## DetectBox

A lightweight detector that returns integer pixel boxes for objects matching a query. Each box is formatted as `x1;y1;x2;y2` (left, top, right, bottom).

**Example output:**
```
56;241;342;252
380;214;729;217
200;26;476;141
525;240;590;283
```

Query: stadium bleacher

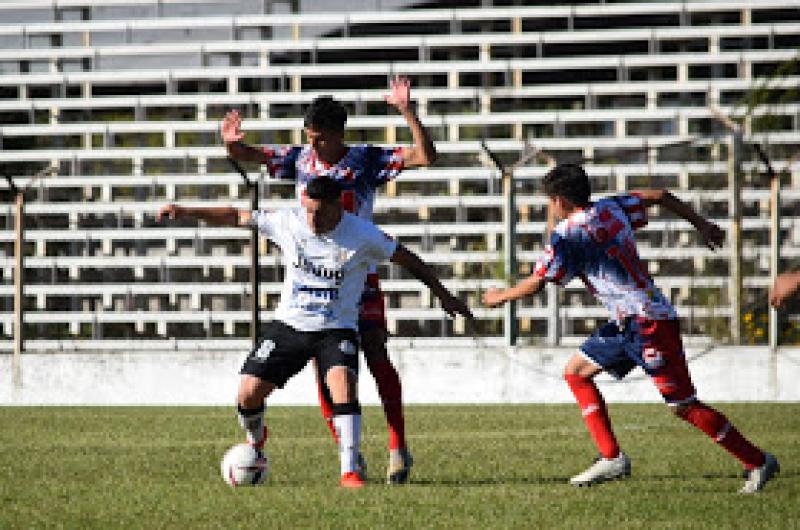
0;0;799;349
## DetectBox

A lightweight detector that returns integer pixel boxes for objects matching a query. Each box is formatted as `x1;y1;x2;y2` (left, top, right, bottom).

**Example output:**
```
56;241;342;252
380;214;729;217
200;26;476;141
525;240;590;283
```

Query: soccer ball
220;444;269;487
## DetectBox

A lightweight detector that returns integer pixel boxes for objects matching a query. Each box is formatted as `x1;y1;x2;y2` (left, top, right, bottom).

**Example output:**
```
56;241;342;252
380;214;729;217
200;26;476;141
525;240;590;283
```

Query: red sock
315;372;339;444
367;356;405;450
678;401;765;470
565;374;620;459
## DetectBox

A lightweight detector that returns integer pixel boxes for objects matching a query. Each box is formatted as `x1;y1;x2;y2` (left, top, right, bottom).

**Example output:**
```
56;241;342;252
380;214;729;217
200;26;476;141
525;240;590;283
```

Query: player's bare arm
390;244;473;319
482;274;546;308
634;189;725;250
385;76;436;167
769;270;800;308
157;204;252;227
221;109;270;163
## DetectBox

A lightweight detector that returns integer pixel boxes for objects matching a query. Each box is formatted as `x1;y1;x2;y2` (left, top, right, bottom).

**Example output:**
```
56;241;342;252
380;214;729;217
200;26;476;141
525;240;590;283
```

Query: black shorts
240;320;360;388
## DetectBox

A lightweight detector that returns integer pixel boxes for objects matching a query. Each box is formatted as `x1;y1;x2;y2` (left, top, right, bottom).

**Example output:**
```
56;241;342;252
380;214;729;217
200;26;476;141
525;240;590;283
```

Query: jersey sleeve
260;145;302;180
364;145;405;187
613;193;648;230
363;223;399;262
533;233;576;286
249;209;285;244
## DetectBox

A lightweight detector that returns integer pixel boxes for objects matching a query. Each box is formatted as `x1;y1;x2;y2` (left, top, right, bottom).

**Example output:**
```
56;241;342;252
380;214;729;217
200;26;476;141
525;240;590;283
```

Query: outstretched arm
221;109;270;163
157;204;251;228
482;274;546;308
634;189;725;250
770;270;800;308
390;244;472;319
385;76;436;167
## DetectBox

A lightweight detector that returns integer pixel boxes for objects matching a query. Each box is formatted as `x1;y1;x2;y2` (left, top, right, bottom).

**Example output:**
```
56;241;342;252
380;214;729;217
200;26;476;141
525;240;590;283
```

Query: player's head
302;176;343;234
304;96;347;159
543;164;591;219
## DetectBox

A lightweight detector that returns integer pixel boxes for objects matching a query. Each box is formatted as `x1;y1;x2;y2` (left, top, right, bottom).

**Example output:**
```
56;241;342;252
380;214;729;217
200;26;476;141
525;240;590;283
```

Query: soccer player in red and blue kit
482;164;779;493
221;76;435;483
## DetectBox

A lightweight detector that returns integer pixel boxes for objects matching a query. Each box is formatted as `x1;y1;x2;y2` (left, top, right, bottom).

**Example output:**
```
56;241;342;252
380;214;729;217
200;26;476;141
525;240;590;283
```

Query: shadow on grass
405;470;796;487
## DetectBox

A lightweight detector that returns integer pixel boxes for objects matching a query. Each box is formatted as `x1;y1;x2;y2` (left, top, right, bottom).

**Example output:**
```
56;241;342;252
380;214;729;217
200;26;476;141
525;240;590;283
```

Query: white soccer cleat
387;447;413;484
739;452;779;494
570;452;631;487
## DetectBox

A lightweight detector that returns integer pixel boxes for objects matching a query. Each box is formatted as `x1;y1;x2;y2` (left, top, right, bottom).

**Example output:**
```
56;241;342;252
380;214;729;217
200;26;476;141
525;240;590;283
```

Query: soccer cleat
340;471;366;489
356;452;368;481
739;452;779;494
570;452;631;487
247;425;269;451
386;447;413;484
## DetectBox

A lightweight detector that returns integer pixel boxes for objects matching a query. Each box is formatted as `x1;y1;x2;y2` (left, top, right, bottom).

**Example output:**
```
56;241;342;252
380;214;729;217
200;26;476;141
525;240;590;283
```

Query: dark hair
543;164;591;206
304;96;347;132
305;176;342;202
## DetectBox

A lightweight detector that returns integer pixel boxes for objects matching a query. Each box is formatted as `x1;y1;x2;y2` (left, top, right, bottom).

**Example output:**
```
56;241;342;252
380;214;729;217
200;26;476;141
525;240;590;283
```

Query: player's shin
675;401;765;469
332;402;362;476
315;367;339;443
237;403;267;449
565;373;620;459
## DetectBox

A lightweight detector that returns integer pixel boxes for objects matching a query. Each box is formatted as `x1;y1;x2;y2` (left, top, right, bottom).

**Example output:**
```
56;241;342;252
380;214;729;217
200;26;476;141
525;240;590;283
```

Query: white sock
237;404;265;446
333;414;361;475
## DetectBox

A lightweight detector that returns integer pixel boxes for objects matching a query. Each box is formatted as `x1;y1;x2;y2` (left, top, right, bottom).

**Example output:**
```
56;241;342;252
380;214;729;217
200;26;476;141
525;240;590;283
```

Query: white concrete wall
1;345;799;405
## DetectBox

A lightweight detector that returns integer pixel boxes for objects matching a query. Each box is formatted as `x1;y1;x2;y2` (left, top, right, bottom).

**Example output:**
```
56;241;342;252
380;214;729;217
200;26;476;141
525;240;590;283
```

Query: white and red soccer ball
220;444;269;487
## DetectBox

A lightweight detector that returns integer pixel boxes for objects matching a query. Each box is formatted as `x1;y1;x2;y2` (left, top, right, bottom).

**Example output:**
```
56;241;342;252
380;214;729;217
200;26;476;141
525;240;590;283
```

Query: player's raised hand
440;293;474;320
384;75;411;112
221;109;245;144
157;204;182;223
699;220;725;251
481;287;506;308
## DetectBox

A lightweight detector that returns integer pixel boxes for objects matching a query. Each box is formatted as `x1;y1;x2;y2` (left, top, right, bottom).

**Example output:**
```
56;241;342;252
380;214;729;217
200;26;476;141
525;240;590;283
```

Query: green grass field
1;404;797;529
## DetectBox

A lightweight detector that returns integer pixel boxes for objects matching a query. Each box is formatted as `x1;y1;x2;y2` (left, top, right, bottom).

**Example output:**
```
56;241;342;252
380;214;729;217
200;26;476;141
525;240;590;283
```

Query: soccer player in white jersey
482;164;778;493
158;176;472;488
221;76;434;483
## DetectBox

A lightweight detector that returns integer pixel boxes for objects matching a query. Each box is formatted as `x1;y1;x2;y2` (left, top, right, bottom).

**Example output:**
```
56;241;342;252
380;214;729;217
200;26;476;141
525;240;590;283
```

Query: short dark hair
305;176;342;202
304;96;347;132
543;164;591;206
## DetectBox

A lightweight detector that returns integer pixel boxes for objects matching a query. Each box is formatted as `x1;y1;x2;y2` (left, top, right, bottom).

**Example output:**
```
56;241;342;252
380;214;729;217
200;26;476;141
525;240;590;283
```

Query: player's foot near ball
340;471;366;489
739;452;779;494
247;426;269;451
387;447;413;484
570;452;631;487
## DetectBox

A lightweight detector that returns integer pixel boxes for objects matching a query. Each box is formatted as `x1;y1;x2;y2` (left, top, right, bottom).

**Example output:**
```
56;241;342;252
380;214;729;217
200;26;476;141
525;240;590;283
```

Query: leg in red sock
363;331;405;450
313;358;339;443
673;400;765;470
564;373;620;459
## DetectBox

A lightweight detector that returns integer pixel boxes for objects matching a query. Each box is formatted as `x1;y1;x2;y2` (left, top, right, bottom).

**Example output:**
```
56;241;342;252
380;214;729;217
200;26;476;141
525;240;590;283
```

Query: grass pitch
0;404;797;529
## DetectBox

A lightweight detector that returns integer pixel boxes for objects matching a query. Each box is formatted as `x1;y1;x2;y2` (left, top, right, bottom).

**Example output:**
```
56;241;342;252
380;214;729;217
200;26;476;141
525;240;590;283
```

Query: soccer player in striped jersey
221;76;435;483
482;164;779;493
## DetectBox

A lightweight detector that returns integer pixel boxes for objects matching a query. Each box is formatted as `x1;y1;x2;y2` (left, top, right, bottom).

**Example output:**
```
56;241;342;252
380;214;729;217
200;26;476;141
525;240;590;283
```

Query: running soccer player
158;177;472;488
481;164;779;494
221;76;434;483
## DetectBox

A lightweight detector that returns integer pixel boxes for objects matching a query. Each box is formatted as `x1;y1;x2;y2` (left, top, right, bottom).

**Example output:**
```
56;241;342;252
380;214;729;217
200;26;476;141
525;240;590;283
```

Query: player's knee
237;375;274;408
326;365;357;403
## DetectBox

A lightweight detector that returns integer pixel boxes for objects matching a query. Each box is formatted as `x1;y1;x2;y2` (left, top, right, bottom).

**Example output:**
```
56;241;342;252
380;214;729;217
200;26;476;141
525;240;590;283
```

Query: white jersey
251;208;398;331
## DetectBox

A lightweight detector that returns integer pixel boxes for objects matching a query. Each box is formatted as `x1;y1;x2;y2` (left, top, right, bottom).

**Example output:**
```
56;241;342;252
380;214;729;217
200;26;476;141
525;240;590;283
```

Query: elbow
420;147;437;167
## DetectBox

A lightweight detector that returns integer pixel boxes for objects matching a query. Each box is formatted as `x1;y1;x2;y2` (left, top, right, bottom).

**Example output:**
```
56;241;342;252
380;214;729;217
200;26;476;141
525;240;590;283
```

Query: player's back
550;195;676;323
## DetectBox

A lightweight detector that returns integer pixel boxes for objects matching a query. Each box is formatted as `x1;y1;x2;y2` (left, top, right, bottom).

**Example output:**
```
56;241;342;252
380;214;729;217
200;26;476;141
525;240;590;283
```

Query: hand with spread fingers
221;109;245;145
384;75;412;112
